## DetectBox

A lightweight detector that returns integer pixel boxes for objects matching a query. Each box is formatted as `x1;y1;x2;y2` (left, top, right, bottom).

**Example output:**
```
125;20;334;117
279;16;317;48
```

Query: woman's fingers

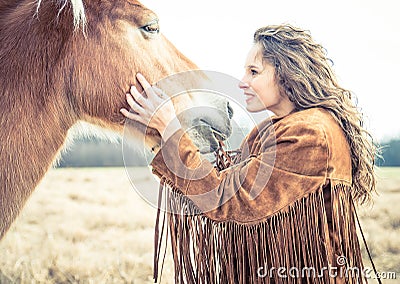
136;73;156;98
129;86;147;107
126;93;144;114
120;108;147;124
122;73;175;133
152;86;167;100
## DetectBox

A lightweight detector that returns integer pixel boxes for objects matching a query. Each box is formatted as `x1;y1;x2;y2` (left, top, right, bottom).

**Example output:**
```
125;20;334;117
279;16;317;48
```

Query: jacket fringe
154;180;366;284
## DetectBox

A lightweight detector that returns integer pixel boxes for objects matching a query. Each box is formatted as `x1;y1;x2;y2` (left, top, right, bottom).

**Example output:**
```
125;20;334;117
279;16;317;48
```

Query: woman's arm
120;74;329;222
151;121;329;223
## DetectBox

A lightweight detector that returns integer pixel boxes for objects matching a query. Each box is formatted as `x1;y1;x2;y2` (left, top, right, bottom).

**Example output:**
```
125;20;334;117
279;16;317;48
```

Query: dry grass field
0;167;399;283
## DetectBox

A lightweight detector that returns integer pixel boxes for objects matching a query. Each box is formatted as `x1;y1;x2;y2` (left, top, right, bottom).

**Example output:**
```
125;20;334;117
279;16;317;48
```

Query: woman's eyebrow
245;64;261;69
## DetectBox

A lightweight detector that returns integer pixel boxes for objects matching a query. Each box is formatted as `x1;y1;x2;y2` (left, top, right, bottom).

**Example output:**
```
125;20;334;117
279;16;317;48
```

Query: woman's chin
246;104;263;113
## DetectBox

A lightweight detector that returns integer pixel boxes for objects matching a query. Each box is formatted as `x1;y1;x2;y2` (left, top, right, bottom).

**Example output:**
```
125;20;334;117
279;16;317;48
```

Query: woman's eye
251;69;258;76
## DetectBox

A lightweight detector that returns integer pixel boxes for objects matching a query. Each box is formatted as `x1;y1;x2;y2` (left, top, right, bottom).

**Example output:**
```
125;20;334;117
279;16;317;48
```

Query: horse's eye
141;21;159;34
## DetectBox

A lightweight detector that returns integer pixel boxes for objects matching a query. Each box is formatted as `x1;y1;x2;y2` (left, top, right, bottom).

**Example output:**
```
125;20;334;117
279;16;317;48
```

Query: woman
121;24;377;283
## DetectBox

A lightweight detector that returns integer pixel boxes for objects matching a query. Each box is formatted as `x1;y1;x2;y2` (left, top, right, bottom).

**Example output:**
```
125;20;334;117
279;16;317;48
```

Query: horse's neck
0;104;74;239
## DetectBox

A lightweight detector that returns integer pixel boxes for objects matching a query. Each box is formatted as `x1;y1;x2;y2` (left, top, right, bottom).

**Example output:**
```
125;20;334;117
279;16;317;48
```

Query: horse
0;0;233;239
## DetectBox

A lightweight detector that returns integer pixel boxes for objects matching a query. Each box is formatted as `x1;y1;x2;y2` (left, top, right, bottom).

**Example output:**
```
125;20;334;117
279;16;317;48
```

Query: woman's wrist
160;119;182;143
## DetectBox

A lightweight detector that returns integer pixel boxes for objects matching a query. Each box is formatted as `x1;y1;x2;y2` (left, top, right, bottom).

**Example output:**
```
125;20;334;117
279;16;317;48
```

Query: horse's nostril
227;102;234;119
199;119;228;141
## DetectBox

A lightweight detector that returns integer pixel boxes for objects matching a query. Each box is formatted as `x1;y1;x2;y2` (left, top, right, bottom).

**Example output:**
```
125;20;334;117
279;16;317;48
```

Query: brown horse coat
0;0;231;240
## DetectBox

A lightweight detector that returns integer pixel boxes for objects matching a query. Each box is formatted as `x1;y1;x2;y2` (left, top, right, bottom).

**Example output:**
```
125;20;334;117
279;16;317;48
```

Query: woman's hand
120;73;181;142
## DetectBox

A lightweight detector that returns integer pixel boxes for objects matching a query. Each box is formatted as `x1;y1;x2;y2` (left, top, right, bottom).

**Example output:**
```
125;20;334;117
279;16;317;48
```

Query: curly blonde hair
254;24;378;204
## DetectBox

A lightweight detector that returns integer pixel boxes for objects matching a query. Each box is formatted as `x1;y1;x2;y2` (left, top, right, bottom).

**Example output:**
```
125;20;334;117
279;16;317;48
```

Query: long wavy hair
254;24;378;205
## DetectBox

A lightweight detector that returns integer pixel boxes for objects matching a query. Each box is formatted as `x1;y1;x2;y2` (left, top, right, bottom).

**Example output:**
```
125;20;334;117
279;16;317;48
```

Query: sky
140;0;400;141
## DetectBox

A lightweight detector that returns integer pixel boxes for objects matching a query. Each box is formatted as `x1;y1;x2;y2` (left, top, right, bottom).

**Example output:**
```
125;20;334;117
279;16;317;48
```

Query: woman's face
239;44;294;116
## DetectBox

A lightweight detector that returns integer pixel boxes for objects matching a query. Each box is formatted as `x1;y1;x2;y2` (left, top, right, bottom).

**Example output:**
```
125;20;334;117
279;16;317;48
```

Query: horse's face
62;0;232;152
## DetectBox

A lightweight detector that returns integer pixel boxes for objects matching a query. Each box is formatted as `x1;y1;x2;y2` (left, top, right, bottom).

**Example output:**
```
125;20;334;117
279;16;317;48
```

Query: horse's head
0;0;235;241
30;0;232;152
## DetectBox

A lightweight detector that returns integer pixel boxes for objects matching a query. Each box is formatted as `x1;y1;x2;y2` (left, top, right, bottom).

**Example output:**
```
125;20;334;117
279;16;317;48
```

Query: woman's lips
245;93;255;103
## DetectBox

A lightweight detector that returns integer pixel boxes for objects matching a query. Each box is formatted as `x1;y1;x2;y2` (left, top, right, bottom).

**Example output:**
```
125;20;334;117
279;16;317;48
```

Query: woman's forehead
244;44;264;68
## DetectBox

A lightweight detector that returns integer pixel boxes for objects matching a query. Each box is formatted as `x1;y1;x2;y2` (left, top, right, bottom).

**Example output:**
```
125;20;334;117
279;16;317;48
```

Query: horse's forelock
36;0;87;30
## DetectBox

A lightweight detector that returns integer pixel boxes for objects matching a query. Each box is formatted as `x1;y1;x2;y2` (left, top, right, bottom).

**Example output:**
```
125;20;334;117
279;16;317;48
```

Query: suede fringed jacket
151;108;366;284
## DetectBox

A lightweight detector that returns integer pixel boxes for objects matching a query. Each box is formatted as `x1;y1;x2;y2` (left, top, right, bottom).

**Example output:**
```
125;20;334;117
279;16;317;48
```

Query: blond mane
36;0;86;29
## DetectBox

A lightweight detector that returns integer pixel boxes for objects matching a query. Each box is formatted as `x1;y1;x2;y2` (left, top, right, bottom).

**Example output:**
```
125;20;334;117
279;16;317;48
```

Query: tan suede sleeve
151;120;329;223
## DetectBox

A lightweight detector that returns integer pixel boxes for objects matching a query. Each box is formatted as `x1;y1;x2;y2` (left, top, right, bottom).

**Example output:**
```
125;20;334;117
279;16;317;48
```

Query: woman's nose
238;78;249;89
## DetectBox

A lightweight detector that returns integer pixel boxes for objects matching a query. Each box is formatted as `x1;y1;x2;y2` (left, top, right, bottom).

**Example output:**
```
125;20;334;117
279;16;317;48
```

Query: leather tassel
154;180;367;284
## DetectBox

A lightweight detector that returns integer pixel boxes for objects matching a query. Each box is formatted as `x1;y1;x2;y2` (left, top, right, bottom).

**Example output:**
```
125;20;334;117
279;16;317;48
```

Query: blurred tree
59;129;400;168
378;138;400;167
57;137;147;167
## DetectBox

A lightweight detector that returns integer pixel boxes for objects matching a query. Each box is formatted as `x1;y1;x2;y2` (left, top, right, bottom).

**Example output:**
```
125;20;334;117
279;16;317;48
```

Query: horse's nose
227;101;234;119
199;101;233;141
